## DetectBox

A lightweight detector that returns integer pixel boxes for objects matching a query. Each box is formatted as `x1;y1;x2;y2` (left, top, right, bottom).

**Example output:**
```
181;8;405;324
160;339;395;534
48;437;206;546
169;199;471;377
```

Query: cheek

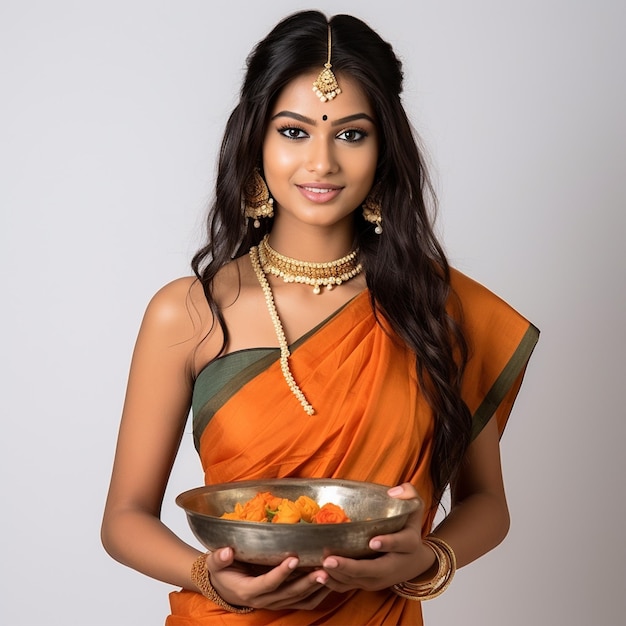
263;140;298;179
344;138;378;171
349;151;378;187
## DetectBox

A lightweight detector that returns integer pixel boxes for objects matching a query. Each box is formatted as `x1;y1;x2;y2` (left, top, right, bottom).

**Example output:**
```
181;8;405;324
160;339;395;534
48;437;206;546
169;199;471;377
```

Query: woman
102;11;539;625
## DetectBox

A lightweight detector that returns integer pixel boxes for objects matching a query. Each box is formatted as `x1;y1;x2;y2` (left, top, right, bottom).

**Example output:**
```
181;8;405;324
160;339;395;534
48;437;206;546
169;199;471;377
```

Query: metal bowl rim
176;478;419;525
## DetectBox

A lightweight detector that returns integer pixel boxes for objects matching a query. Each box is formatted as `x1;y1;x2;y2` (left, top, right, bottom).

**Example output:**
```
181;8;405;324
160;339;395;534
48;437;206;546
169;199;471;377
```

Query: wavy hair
191;11;472;500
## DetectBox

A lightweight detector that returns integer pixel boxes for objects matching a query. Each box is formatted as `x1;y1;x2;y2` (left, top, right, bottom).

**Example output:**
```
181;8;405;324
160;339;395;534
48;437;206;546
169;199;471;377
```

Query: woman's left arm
429;414;510;568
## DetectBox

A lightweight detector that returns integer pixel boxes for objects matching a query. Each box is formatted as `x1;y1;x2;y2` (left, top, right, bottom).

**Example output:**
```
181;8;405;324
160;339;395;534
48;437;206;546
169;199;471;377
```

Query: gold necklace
258;235;362;295
249;245;315;415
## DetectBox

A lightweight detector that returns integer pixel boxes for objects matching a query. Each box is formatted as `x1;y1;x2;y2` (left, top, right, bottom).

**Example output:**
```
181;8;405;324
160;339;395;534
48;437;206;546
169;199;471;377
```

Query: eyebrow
270;111;376;126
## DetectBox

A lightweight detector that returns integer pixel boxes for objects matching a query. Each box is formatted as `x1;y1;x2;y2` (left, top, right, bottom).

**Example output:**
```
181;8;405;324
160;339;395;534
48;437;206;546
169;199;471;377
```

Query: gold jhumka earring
242;169;274;228
362;186;383;234
312;25;341;102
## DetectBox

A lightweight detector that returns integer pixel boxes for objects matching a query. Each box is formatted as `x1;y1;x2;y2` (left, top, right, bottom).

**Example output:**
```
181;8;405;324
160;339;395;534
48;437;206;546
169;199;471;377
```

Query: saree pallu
167;269;539;625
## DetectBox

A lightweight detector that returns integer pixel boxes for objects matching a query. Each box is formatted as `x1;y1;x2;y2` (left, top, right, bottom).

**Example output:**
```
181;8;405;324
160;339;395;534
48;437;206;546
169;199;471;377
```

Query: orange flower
220;502;244;520
240;493;269;522
271;499;302;524
312;502;351;524
220;491;350;524
294;495;320;523
258;491;283;513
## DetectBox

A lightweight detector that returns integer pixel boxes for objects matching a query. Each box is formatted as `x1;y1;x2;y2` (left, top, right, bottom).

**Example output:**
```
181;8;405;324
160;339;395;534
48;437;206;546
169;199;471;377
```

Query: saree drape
166;269;539;625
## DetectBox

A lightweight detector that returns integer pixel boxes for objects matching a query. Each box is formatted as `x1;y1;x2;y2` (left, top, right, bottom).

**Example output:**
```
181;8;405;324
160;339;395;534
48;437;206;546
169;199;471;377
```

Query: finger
205;547;234;572
387;482;421;501
265;583;333;611
207;552;301;606
321;555;389;588
366;483;423;552
368;525;422;555
253;557;302;593
368;508;424;555
254;568;329;610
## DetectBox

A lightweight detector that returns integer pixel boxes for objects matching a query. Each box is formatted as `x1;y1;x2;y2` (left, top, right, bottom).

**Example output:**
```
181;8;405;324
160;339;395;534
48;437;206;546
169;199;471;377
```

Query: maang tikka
242;169;274;228
312;25;341;103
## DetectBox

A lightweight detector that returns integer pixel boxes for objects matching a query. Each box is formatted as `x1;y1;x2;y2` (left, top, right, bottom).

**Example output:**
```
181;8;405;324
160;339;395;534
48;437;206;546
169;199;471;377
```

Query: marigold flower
220;502;244;520
312;502;351;524
240;494;268;522
294;495;320;522
258;491;283;513
220;492;350;524
271;499;302;524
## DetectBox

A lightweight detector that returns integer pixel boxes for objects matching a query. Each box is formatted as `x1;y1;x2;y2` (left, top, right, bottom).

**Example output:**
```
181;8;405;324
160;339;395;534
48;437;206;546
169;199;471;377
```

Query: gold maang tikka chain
312;25;341;102
258;235;362;295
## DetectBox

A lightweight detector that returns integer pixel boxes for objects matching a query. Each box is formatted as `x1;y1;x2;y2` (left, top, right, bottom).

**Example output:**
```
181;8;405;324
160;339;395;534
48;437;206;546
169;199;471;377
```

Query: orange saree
166;269;539;625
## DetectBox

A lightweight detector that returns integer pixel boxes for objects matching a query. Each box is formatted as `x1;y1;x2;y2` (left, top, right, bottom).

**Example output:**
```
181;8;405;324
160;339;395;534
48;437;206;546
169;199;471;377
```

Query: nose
306;137;339;175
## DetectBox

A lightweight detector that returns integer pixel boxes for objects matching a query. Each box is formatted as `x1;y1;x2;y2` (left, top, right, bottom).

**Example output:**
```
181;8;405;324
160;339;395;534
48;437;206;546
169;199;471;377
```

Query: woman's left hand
320;483;435;593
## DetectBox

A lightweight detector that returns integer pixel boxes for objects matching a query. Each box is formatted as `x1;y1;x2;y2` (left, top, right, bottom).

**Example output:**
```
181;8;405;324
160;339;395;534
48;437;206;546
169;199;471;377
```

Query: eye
337;128;368;143
277;126;309;140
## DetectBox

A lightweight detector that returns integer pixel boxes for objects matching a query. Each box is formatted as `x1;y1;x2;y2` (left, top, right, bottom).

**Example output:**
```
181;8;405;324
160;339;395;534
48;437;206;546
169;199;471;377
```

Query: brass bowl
176;478;419;567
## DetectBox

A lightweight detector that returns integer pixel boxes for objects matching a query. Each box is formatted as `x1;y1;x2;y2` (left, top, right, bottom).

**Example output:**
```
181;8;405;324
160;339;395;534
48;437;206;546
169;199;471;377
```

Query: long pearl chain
249;245;315;416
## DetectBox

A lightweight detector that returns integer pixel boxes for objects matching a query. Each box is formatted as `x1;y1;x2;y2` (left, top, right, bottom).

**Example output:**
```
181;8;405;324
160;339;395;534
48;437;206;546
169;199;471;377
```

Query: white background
1;1;624;624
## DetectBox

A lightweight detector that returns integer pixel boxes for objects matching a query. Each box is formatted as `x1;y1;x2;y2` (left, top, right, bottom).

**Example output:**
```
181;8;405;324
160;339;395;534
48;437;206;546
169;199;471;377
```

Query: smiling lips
296;183;343;203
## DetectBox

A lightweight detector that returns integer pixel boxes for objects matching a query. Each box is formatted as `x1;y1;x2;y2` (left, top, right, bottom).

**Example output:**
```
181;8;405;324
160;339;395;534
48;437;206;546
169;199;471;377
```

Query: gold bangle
392;536;457;601
190;552;254;614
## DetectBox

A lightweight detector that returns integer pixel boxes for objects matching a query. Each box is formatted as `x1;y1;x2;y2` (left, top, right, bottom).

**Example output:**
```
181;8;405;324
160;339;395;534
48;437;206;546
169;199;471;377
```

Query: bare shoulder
144;277;201;329
140;261;251;371
135;276;213;357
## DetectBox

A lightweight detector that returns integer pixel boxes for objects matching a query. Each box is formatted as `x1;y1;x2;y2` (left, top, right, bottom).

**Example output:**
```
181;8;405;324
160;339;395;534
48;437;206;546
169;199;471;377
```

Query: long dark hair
191;11;472;501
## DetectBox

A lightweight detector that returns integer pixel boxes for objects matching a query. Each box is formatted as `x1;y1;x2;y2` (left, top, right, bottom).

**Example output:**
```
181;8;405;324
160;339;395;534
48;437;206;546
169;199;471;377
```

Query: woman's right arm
101;274;332;608
101;277;208;589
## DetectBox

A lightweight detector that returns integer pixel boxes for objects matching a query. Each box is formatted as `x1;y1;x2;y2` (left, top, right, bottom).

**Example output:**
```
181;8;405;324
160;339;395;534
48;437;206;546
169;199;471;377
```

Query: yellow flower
271;499;302;524
294;495;320;522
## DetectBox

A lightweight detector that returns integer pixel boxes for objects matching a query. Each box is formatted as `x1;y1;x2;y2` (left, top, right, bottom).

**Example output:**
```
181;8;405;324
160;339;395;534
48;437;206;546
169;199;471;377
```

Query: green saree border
191;304;353;451
470;323;540;440
193;349;278;450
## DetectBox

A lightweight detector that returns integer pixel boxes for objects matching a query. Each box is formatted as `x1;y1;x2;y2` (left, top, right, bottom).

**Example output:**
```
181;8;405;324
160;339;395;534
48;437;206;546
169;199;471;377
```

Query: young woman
102;11;539;625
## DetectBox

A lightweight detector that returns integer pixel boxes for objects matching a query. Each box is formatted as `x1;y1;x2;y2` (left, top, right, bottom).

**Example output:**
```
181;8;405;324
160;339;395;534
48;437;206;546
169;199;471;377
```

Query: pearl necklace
258;235;362;295
249;245;315;415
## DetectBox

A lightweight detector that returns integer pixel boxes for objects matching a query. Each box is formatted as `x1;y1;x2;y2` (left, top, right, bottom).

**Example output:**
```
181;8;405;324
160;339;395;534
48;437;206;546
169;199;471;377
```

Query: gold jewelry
312;25;341;102
362;186;383;234
258;235;362;295
243;169;274;228
391;536;456;601
190;553;254;614
250;245;315;415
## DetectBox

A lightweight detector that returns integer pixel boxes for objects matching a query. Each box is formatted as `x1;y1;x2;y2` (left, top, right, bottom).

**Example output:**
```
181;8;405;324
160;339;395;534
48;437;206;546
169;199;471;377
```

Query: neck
268;217;356;262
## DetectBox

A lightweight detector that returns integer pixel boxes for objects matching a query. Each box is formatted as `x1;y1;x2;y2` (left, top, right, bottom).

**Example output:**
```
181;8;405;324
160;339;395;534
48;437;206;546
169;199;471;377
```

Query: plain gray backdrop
1;1;624;624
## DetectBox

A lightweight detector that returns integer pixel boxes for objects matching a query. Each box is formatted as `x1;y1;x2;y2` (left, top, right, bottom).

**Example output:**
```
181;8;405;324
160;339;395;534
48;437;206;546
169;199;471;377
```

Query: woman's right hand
205;547;333;611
